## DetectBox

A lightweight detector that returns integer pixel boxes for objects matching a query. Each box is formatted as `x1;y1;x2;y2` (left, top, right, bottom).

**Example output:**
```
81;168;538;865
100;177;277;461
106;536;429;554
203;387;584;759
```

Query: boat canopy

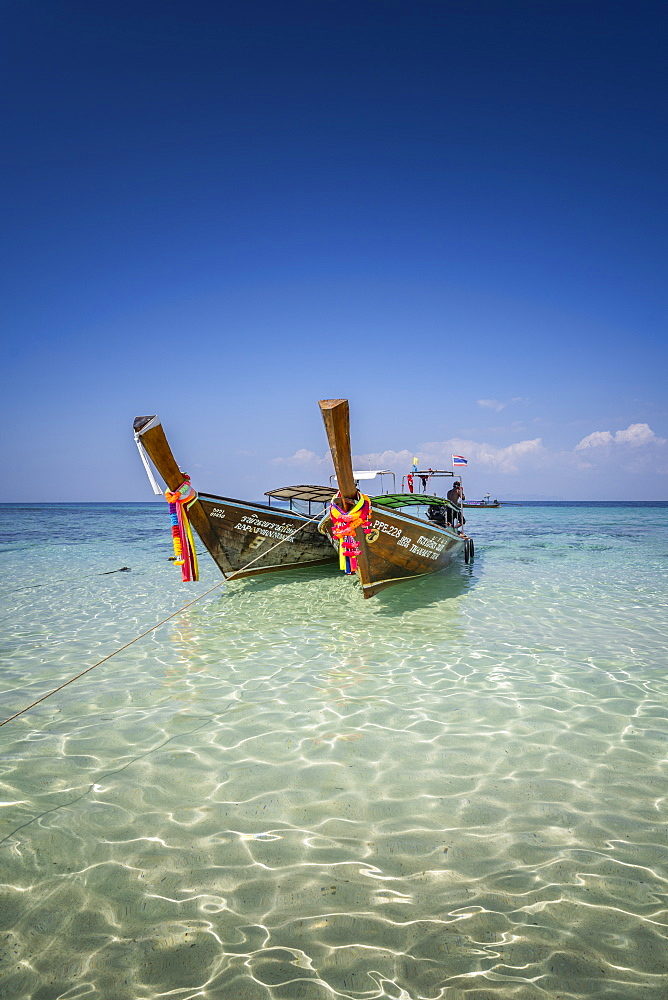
372;493;456;510
353;469;392;480
410;469;455;477
265;485;334;503
401;469;457;493
265;484;459;511
329;469;397;493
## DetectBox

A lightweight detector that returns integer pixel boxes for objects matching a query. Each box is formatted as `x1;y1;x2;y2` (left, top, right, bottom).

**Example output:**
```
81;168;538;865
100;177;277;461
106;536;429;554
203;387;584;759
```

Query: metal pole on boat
451;457;464;529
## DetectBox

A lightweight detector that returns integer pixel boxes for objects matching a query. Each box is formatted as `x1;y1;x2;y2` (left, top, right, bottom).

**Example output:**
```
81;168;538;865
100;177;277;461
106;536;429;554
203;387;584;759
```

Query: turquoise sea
1;501;667;1000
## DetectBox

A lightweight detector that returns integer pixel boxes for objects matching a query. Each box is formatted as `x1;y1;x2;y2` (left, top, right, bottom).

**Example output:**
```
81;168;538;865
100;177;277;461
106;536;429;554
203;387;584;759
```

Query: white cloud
358;439;545;475
274;446;418;473
445;438;543;474
575;430;614;449
575;423;665;451
477;396;526;412
350;449;414;470
615;423;664;446
422;438;544;472
271;422;665;494
271;448;330;466
274;438;545;478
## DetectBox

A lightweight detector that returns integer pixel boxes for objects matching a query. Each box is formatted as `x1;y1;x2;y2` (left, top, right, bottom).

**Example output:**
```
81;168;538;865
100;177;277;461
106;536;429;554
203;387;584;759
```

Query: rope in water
0;580;226;728
0;508;328;727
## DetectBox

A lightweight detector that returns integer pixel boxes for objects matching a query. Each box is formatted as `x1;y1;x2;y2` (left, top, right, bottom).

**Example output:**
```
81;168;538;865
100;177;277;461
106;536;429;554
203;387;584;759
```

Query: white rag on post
134;423;163;495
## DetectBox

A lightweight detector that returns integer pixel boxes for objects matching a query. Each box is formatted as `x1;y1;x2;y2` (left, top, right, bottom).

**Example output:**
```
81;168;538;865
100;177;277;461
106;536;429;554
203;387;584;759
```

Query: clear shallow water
1;501;667;1000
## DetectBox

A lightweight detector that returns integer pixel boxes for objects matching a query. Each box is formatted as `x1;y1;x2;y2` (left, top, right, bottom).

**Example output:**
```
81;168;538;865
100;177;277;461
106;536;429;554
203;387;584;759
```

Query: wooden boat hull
197;493;336;578
318;400;467;598
324;503;464;597
133;415;336;582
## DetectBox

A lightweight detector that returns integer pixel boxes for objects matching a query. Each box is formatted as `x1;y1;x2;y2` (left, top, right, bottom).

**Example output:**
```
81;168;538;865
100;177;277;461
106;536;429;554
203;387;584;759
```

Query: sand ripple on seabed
1;566;668;999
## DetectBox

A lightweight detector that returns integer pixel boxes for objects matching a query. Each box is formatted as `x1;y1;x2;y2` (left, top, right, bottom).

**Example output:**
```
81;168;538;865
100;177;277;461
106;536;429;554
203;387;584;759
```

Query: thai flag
452;455;467;467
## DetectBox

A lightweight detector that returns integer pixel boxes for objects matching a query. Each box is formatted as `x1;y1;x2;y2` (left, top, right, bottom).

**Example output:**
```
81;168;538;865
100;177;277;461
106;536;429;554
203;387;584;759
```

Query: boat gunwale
198;492;322;522
369;501;463;537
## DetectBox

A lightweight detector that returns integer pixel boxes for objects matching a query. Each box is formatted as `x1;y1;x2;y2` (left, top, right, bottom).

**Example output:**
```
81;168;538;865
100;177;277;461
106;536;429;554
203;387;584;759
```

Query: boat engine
427;504;447;527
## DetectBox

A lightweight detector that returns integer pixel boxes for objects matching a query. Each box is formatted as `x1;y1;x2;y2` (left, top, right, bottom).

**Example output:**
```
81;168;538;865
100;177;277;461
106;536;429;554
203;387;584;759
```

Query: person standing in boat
446;480;466;530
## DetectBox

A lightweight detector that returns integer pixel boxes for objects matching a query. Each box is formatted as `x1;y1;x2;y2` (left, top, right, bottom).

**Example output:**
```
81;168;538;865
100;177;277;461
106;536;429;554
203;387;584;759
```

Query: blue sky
3;0;666;501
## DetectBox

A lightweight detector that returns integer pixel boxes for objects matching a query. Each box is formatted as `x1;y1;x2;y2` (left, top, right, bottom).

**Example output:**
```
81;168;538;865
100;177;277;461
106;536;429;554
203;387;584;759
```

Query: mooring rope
0;580;227;728
0;507;330;727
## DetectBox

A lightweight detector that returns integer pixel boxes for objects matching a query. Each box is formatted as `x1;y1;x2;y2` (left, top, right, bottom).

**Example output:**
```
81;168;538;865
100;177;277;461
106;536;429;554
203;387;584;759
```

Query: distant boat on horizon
463;493;501;508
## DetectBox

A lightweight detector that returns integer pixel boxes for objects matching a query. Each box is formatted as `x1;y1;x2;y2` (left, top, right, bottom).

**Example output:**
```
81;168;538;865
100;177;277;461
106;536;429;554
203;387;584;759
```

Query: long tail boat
133;416;336;580
318;399;471;598
464;493;501;508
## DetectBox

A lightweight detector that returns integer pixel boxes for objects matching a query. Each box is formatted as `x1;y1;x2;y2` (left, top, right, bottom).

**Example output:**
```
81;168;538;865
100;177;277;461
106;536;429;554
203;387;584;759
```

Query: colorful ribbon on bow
329;492;373;574
165;476;199;582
